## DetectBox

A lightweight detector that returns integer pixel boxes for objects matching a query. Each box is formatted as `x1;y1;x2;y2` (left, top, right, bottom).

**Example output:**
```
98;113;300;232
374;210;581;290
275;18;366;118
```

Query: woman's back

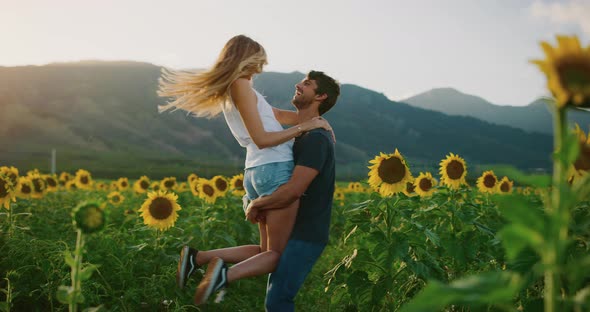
222;89;293;169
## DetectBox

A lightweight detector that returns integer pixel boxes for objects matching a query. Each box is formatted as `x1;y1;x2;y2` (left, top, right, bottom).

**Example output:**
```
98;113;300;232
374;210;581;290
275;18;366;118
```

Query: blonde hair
157;35;267;118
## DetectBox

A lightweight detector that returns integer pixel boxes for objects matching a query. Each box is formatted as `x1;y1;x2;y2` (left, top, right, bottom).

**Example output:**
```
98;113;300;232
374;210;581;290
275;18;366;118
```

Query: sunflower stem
70;229;85;312
545;105;568;312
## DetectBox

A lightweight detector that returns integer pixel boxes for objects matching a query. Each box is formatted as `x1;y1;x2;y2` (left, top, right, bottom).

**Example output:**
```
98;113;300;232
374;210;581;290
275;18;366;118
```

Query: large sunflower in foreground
414;172;437;197
476;170;498;194
139;190;182;231
212;175;229;196
16;176;33;199
368;149;413;196
198;179;219;204
531;35;590;109
498;176;513;194
0;174;16;209
74;169;93;190
116;177;130;191
439;153;468;189
230;174;245;196
133;176;151;194
72;202;106;234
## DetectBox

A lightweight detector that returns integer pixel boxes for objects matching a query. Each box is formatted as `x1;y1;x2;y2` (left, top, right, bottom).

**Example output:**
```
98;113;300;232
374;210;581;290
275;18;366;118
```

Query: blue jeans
265;239;326;312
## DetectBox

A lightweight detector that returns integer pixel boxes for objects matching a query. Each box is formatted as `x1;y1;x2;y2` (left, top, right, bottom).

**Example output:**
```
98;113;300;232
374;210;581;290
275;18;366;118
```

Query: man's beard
292;97;312;110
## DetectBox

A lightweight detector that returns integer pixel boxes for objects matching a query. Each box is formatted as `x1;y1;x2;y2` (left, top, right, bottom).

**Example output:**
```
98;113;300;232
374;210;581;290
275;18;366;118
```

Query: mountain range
0;61;566;180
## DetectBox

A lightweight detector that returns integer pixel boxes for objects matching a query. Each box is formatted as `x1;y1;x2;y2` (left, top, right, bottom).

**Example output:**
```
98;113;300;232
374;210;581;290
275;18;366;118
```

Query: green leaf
493;195;545;232
64;251;76;267
83;305;104;312
347;270;372;305
498;224;544;260
0;302;10;312
400;271;522;312
56;285;73;304
424;228;440;247
79;264;98;281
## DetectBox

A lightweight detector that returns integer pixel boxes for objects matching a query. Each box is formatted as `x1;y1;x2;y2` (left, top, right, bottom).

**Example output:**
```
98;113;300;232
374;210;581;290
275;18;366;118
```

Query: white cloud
530;0;590;35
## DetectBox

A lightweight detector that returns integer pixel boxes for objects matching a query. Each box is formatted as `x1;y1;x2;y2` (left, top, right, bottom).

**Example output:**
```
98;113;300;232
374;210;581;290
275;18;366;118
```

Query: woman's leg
194;219;269;265
225;199;299;283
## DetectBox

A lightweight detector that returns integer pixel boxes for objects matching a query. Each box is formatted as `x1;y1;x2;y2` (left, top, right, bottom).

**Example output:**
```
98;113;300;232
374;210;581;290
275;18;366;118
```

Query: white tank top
222;88;294;169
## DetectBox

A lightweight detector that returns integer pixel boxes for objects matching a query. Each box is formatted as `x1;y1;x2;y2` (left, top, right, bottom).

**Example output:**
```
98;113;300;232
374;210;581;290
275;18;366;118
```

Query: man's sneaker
176;246;199;289
194;257;228;305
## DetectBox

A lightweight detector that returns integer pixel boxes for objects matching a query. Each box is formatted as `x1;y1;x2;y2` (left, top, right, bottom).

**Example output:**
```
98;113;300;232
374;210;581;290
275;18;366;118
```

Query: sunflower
439;153;468;189
65;180;78;191
59;172;72;186
16;176;33;199
531;35;590;109
160;177;177;192
212;175;229;196
414;172;437;197
368;149;413;196
334;188;345;206
151;181;161;192
0;166;19;187
198;179;219;204
477;170;498;194
43;174;59;192
230;174;245;196
94;182;108;191
187;173;199;185
72;202;106;234
109;181;118;191
0;174;16;209
176;182;189;193
28;173;47;199
498;176;513;194
189;179;200;196
133;176;151;194
116;177;130;191
108;191;125;205
347;182;364;193
139;190;182;231
402;180;417;197
74;169;93;190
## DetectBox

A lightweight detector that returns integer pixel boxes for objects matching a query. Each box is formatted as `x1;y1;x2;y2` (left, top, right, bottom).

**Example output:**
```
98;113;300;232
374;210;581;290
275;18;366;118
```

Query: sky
1;0;589;106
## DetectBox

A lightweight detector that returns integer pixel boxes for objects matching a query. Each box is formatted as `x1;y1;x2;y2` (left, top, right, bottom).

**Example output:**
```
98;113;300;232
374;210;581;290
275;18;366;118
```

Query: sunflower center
140;180;150;189
500;182;510;192
164;180;174;188
8;173;17;185
148;197;173;220
557;60;590;92
112;195;121;203
203;185;215;196
32;178;43;193
0;179;8;197
377;157;406;184
483;175;496;188
446;160;464;180
574;144;590;171
22;184;32;194
81;176;89;184
81;206;104;229
47;178;57;187
121;181;128;187
419;178;432;191
216;179;228;191
234;179;244;190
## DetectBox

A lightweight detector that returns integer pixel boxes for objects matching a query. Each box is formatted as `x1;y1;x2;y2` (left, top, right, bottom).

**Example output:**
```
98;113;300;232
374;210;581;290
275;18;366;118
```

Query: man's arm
245;165;319;222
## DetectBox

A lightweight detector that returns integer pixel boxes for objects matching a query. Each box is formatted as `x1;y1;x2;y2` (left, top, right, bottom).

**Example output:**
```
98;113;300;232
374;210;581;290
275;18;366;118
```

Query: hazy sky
1;0;588;106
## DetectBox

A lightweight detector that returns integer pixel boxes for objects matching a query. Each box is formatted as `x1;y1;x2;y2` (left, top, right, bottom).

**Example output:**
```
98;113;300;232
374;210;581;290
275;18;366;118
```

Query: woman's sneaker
177;246;199;289
194;257;228;305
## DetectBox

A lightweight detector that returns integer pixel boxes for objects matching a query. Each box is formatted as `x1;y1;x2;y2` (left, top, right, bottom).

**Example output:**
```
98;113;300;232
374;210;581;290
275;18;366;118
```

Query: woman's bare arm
272;107;298;126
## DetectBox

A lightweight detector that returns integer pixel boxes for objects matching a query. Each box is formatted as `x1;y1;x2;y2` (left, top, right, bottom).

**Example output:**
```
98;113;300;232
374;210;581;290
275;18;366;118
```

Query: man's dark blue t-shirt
290;128;335;244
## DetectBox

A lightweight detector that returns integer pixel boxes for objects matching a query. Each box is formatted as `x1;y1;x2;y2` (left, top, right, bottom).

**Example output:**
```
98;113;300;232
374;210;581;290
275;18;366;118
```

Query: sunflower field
1;35;590;311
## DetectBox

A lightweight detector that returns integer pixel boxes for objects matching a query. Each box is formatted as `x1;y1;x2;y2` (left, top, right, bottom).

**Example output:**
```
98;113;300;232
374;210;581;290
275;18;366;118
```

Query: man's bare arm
246;165;319;221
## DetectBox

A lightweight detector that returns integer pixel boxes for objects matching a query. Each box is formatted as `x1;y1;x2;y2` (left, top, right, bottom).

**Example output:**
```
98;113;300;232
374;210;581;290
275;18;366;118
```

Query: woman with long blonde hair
158;34;332;305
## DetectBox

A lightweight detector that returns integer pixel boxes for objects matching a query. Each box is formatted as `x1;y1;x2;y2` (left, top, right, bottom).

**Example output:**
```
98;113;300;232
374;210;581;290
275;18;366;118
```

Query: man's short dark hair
308;71;340;115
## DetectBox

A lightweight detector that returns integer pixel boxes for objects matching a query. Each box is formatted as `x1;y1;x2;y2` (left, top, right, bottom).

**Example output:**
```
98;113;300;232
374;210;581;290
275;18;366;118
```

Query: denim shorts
243;160;294;206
